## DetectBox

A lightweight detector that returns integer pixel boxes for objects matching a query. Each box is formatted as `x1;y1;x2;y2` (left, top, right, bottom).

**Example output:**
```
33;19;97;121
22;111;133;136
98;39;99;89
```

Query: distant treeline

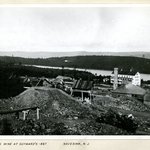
0;63;95;80
0;55;150;74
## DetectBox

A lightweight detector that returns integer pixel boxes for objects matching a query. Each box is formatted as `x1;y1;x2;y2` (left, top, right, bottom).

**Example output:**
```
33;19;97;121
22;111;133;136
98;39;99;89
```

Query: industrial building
111;68;141;86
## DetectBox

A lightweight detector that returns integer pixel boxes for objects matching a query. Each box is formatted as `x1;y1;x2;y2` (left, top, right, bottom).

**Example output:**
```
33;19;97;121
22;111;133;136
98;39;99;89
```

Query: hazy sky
0;6;150;52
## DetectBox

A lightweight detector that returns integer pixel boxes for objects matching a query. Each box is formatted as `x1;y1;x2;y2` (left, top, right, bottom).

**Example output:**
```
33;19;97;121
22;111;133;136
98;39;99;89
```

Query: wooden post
22;111;26;120
70;88;73;96
22;110;29;120
36;108;40;120
89;91;92;101
55;84;57;88
81;91;84;101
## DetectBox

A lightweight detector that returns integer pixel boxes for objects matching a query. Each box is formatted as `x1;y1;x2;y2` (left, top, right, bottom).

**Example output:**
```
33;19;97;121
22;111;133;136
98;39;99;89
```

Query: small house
71;79;94;102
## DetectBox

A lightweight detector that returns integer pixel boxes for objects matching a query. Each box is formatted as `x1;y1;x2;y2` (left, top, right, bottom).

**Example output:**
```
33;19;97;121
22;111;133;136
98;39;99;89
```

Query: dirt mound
0;98;14;111
13;87;93;120
14;87;51;108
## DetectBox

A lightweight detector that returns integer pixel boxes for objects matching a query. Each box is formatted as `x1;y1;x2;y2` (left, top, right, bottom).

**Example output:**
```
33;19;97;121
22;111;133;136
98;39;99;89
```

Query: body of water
25;64;150;81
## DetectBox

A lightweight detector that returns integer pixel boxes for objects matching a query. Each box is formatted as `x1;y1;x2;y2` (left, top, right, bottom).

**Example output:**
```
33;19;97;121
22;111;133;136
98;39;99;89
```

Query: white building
132;72;141;86
111;69;141;86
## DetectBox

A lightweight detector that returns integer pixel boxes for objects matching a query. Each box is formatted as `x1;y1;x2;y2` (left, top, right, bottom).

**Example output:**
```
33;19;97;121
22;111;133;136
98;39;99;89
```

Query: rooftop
113;83;146;95
112;68;138;75
56;75;72;80
72;79;93;91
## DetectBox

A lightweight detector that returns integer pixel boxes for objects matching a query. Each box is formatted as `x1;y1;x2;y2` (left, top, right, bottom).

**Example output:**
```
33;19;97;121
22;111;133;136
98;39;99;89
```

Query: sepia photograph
0;5;150;135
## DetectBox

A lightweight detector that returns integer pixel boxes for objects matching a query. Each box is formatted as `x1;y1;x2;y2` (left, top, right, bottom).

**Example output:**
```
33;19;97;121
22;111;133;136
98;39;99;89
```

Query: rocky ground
0;87;150;135
93;95;150;112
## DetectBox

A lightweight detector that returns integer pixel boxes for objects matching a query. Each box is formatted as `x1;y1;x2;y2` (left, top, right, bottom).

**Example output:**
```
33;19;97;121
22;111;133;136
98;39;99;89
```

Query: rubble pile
11;118;128;135
0;87;150;135
93;95;150;112
96;109;138;133
67;121;128;135
0;87;131;135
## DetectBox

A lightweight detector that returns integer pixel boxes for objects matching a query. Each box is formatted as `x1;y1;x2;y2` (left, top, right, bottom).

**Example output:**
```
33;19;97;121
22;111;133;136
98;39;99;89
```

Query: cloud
0;7;150;52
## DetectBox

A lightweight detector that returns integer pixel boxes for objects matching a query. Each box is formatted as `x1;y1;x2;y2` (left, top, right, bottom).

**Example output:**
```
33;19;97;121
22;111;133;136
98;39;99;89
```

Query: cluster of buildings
20;75;94;103
20;75;74;90
20;67;150;106
111;68;150;105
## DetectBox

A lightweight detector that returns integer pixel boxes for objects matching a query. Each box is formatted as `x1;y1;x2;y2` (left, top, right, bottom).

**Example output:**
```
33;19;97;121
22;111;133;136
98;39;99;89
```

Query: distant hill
0;55;150;74
0;51;150;59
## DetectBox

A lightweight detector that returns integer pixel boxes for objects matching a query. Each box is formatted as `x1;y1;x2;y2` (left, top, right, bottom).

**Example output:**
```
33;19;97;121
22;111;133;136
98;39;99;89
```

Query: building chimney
113;68;118;90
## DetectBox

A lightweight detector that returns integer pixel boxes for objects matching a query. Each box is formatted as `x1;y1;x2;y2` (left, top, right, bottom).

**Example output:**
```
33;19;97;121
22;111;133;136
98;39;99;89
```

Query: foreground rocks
0;87;150;135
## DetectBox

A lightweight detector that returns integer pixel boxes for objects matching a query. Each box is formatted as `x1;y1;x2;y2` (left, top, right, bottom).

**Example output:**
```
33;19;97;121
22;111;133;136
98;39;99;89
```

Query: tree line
0;55;150;74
